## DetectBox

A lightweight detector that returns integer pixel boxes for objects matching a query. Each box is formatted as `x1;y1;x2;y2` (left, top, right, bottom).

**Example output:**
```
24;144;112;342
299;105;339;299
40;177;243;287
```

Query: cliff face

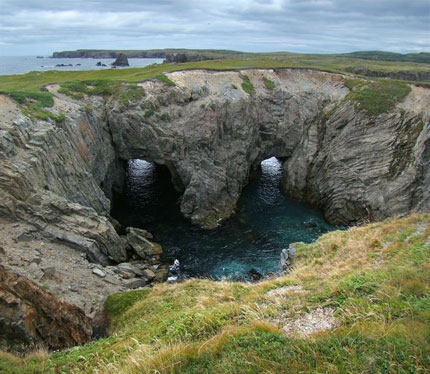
0;93;127;264
107;69;430;227
0;69;429;261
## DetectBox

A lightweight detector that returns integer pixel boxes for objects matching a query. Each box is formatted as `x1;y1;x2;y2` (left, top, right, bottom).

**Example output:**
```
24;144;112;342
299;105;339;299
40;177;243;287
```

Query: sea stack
112;53;129;66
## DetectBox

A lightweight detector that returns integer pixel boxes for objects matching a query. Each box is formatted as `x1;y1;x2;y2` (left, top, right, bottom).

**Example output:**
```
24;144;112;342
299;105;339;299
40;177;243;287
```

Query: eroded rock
0;265;92;352
279;244;298;273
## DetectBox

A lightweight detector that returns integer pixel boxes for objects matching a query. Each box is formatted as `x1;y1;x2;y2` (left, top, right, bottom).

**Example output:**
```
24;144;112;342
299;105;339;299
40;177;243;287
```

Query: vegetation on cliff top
1;53;430;95
0;55;428;122
1;214;429;373
346;79;412;115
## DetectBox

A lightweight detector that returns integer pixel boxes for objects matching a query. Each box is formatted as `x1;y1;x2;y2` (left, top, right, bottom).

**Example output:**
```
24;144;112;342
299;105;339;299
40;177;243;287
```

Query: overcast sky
0;0;429;56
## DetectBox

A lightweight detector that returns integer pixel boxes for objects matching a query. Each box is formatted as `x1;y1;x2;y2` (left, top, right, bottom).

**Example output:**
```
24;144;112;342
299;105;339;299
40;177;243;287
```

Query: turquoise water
111;158;336;280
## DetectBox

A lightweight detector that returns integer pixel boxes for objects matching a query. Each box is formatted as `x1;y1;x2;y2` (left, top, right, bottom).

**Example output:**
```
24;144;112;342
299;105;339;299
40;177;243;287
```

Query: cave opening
110;159;181;231
111;157;335;281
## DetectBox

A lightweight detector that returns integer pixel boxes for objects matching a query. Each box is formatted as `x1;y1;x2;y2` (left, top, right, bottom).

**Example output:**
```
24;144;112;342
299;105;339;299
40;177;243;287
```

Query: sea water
112;158;336;280
0;56;163;75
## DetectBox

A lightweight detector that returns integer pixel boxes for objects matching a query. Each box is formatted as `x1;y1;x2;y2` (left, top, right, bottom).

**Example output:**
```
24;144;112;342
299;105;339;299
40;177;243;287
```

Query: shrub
239;74;254;94
144;109;154;118
263;77;275;89
160;113;169;121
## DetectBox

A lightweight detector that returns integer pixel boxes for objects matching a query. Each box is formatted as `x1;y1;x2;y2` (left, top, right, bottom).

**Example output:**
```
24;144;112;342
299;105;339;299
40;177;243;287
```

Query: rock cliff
0;68;429;246
0;68;428;349
107;69;430;227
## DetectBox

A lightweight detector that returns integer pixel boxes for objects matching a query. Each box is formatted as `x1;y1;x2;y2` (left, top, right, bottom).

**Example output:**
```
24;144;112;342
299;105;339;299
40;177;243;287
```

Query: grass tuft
58;79;116;96
239;74;254;94
155;74;176;86
263;77;275;89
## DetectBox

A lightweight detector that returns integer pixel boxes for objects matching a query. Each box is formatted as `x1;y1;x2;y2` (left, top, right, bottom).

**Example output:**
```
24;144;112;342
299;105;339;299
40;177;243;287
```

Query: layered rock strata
1;69;429;252
108;69;430;227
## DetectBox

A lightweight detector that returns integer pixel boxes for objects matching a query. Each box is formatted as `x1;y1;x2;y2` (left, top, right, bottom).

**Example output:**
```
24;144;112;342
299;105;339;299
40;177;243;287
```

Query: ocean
0;56;164;75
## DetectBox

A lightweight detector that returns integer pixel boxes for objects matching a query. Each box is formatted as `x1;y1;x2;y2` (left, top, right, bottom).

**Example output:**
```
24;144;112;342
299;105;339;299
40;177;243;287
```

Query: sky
0;0;429;56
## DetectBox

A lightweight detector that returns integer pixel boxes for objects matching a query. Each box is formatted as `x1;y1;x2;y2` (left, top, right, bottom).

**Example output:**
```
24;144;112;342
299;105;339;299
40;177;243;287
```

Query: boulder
0;265;92;352
112;53;129;67
116;262;144;277
92;268;106;278
126;227;162;260
122;278;148;289
248;268;263;282
279;244;298;273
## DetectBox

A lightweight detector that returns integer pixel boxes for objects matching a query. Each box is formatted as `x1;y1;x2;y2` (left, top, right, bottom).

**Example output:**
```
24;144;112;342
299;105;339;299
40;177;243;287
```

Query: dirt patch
280;307;338;337
0;94;21;125
266;285;308;296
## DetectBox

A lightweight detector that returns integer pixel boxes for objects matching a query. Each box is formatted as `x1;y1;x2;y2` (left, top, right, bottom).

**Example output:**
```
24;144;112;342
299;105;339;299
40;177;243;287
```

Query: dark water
112;158;335;280
0;56;163;75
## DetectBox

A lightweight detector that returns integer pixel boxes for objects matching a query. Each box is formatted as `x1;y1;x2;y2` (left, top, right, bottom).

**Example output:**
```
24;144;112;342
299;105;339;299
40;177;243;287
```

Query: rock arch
0;69;428;264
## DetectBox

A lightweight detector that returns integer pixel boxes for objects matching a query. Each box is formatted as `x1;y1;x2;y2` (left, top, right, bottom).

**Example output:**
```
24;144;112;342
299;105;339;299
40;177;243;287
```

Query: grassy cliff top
1;214;429;373
1;54;430;94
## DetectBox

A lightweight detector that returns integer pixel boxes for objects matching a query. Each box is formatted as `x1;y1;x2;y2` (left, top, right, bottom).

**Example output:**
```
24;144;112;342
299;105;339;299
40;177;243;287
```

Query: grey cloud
0;0;428;55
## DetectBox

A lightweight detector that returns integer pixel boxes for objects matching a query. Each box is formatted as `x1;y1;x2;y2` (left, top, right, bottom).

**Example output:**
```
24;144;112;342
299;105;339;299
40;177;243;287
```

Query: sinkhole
111;157;336;281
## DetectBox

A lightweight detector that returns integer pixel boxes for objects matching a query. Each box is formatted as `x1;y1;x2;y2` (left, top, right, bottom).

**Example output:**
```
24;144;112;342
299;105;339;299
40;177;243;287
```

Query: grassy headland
52;49;430;64
1;54;428;121
1;54;430;94
1;214;429;373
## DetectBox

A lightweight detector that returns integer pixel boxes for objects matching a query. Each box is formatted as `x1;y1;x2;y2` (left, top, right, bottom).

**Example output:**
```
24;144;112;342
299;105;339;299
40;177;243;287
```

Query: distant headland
51;48;430;64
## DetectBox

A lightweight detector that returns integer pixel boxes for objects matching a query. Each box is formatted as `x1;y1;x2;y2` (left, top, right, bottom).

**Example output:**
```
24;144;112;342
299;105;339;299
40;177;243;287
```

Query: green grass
155;73;176;86
263;76;275;89
58;79;116;96
343;77;367;90
0;90;67;123
347;79;412;115
240;73;254;94
1;214;429;373
1;54;429;95
117;85;146;106
1;91;54;107
143;109;154;118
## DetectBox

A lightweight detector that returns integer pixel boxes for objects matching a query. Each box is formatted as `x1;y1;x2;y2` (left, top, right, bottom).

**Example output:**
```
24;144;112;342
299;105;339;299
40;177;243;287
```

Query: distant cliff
51;48;244;59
